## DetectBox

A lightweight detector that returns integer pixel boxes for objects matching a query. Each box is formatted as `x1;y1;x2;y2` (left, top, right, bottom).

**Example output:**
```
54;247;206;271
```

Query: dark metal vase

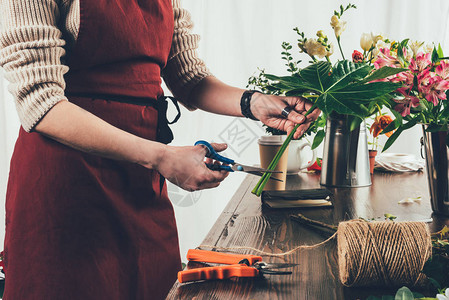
320;113;371;187
421;125;449;216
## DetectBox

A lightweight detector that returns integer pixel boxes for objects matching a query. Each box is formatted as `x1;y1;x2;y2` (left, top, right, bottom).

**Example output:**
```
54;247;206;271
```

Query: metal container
320;114;371;187
421;125;449;216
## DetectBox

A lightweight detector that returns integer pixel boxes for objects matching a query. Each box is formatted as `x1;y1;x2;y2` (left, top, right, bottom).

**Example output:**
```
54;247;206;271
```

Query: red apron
3;1;181;299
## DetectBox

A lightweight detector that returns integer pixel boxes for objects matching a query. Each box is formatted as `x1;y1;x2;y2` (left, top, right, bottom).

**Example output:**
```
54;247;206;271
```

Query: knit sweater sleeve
0;0;69;132
162;0;212;110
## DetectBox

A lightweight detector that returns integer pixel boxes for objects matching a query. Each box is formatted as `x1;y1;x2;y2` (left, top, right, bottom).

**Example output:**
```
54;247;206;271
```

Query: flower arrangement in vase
250;3;407;195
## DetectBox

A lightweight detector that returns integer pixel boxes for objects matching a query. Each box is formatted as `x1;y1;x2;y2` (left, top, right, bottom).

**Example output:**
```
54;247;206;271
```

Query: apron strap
155;95;181;145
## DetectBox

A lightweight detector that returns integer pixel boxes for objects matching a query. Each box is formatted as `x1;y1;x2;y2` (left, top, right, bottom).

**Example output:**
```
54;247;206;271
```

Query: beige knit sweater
0;0;210;132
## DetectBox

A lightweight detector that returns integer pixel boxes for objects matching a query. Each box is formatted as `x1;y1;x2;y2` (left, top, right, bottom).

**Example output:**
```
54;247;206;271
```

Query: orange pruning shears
177;249;297;283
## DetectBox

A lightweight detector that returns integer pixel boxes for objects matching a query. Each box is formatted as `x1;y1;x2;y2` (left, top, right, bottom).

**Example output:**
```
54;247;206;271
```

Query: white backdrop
1;0;449;262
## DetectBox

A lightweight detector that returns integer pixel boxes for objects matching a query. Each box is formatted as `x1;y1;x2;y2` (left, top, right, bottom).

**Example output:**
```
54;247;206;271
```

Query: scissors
178;249;297;283
194;140;282;180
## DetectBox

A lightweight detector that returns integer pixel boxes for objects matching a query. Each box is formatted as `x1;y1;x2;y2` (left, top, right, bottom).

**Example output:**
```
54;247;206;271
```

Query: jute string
199;220;432;287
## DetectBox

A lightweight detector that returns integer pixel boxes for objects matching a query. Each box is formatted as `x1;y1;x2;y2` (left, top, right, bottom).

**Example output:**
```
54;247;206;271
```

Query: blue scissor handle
205;163;234;172
194;140;235;164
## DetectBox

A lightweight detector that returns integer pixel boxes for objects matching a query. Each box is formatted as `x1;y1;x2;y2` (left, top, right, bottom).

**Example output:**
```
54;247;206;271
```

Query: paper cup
258;136;289;190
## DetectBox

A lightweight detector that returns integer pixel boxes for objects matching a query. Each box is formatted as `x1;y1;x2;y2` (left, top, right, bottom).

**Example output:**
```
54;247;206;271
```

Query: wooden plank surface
167;171;449;300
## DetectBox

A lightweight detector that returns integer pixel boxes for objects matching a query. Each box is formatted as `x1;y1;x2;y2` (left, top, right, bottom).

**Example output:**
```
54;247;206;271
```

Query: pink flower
422;77;449;105
436;61;449;80
374;48;400;69
394;87;421;117
409;52;431;74
394;98;420;117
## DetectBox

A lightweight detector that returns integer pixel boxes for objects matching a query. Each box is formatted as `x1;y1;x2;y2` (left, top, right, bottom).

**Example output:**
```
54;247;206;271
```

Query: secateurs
177;249;297;283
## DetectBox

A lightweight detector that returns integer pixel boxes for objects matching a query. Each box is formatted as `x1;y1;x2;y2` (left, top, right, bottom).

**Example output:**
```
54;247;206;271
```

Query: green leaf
427;277;441;290
349;115;364;131
330;82;402;101
397;39;409;64
383;127;403;152
425;123;447;132
300;61;332;92
366;296;382;300
432;47;440;64
438;43;444;58
326;61;372;92
359;67;408;84
312;130;325;149
422;255;449;287
381;296;395;300
265;74;321;93
315;93;369;116
394;287;414;300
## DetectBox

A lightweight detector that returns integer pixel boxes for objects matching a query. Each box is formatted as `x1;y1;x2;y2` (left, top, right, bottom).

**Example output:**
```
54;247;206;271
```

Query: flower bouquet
369;39;449;150
251;4;407;196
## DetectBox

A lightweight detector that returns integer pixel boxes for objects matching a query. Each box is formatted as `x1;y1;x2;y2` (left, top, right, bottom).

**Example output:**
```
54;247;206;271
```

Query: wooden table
167;172;449;300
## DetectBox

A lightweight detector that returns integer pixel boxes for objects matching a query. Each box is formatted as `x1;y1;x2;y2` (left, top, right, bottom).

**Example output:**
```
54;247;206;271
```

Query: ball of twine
337;220;432;287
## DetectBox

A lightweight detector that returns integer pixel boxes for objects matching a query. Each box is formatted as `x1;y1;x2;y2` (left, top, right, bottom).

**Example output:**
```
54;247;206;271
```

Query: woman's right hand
155;143;230;191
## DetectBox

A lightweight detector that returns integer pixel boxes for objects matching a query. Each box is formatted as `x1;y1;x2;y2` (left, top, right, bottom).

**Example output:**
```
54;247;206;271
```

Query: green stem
252;104;317;196
337;36;345;60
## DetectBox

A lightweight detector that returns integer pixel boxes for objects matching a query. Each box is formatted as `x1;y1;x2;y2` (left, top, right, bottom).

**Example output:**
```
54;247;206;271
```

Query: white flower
304;39;328;58
436;288;449;300
360;33;384;52
330;15;347;37
409;40;424;57
360;33;373;51
424;43;435;54
376;40;391;50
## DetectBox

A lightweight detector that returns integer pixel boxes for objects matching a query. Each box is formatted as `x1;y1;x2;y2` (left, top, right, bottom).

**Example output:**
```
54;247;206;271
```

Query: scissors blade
243;171;284;182
232;164;283;174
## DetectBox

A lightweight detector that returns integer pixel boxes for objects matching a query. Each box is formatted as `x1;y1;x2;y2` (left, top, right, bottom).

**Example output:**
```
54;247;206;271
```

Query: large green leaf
300;61;332;92
329;82;402;100
315;93;370;116
359;67;408;84
265;74;322;93
326;61;372;92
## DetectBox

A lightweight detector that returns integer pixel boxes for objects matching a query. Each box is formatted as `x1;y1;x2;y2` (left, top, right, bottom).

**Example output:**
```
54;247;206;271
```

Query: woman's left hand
250;93;321;139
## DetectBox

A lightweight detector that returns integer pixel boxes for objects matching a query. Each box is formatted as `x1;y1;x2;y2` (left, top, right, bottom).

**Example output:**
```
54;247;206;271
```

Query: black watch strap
240;90;259;121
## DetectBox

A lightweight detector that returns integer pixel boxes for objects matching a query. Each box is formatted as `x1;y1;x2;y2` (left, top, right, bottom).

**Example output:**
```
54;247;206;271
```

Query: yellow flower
316;30;326;39
330;15;346;37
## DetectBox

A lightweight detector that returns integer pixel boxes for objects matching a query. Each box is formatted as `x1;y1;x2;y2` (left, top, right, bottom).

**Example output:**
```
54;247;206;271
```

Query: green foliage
422;255;449;288
334;3;357;18
265;61;403;120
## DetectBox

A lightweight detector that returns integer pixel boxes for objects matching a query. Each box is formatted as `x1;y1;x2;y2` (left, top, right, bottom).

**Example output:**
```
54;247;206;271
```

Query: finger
284;96;307;112
306;107;321;122
293;123;310;139
210;142;228;152
286;110;306;125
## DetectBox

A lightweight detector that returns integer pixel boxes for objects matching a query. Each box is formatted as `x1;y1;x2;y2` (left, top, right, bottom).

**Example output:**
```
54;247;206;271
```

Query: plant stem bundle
252;107;315;196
